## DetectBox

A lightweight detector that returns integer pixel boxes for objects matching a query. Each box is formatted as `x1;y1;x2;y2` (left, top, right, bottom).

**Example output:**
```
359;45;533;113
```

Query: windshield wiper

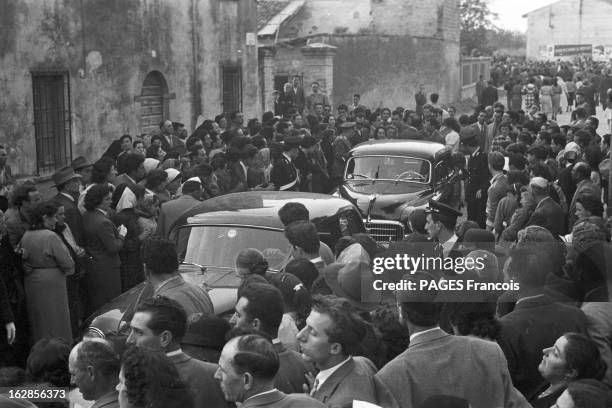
351;173;373;181
180;262;207;273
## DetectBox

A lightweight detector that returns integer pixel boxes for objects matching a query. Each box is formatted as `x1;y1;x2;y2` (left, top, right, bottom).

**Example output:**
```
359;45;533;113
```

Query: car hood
85;265;242;337
339;183;432;221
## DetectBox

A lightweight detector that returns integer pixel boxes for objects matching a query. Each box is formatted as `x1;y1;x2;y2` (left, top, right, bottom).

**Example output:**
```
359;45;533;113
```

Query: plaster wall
0;0;257;176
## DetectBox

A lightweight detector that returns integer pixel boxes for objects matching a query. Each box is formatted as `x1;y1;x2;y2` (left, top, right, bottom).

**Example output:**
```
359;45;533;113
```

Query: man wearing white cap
526;176;565;236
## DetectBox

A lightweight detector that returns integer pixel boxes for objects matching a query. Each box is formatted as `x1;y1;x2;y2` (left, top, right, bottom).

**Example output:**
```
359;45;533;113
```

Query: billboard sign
553;44;592;57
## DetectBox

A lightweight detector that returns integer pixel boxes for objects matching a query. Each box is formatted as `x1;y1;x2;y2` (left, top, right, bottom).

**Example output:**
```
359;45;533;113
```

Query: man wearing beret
461;127;491;228
270;134;300;191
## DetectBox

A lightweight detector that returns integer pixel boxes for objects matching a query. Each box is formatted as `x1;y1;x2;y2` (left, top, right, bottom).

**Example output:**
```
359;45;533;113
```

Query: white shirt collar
441;233;458;257
490;172;504;184
153;274;181;293
60;192;75;202
240;161;248;175
165;348;183;357
409;326;440;342
282;152;293;163
96;208;108;216
315;356;351;388
309;256;323;264
243;389;278;405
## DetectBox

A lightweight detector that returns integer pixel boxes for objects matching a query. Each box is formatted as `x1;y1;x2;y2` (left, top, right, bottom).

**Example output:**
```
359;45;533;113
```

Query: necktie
310;378;320;397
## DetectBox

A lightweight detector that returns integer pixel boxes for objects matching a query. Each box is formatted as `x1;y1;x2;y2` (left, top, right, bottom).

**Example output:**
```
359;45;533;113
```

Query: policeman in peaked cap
424;200;463;260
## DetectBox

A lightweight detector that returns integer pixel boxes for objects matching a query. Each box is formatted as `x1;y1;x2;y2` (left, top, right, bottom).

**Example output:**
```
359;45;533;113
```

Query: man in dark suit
297;296;398;408
376;274;530;408
69;340;120;408
271;134;300;191
215;334;326;408
52;166;86;335
499;246;588;399
472;110;490;152
159;120;186;155
481;80;499;107
461;126;491;228
288;76;305;115
113;153;146;212
230;282;312;394
52;166;84;246
526;177;566;236
127;297;229;408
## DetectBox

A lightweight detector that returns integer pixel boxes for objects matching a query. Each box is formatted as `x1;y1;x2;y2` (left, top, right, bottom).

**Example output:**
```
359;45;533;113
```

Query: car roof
174;191;358;230
349;139;446;159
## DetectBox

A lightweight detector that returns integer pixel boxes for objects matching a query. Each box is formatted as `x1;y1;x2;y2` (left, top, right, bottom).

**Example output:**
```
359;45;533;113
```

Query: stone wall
0;0;258;176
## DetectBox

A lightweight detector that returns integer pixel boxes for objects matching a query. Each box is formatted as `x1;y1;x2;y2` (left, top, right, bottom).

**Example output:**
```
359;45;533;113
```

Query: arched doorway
140;71;168;135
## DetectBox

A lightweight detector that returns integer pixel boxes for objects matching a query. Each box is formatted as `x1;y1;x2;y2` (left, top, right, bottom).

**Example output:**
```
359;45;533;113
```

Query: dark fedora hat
71;156;92;171
51;166;81;187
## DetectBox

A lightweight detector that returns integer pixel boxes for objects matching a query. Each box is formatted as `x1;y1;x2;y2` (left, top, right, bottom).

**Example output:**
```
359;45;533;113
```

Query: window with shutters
140;71;169;135
31;71;73;175
222;66;242;115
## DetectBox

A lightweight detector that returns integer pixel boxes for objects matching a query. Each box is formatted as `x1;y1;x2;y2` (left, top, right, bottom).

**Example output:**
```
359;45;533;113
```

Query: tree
460;0;498;55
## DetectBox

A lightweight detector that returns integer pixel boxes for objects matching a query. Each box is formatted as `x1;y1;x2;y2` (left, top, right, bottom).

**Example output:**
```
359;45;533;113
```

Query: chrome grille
364;220;404;243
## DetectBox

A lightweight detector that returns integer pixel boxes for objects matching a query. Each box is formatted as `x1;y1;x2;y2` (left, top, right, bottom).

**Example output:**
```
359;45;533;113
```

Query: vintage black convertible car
84;191;365;338
337;140;460;244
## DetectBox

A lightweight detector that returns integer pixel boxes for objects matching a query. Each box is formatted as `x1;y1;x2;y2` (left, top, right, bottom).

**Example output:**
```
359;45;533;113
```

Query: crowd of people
0;65;611;407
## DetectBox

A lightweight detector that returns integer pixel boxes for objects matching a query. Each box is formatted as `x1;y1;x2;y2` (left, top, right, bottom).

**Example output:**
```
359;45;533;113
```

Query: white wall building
523;0;612;60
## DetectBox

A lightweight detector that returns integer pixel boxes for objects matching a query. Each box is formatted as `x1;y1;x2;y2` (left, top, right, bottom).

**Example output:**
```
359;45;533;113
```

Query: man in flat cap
270;133;300;191
461;126;490;228
425;199;462;260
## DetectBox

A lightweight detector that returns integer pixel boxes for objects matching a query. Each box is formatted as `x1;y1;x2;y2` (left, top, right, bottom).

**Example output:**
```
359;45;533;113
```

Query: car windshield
179;225;291;270
345;155;431;184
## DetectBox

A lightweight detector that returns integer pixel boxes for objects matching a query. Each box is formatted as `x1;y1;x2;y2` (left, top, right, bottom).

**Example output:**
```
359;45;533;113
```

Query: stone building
523;0;612;61
257;0;461;115
0;0;258;176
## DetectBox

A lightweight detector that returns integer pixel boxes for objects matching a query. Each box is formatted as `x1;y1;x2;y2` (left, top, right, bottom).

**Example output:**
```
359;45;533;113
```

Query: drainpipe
191;0;201;129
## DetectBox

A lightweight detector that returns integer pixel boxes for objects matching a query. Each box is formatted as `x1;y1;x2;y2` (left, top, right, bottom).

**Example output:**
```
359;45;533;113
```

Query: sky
488;0;556;32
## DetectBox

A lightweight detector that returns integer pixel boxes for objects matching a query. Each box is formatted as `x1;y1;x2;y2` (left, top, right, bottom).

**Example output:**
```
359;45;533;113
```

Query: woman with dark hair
83;184;126;314
234;248;269;279
284;258;318;292
531;332;607;407
78;157;117;213
118;346;194;408
443;302;500;341
374;126;387;140
20;202;74;343
144;169;169;202
112;184;146;292
25;337;71;408
574;194;604;221
26;338;71;387
268;272;311;330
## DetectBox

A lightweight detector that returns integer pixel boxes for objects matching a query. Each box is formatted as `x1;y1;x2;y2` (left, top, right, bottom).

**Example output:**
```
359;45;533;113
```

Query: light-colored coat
156;194;201;237
312;357;398;408
376;328;530;408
